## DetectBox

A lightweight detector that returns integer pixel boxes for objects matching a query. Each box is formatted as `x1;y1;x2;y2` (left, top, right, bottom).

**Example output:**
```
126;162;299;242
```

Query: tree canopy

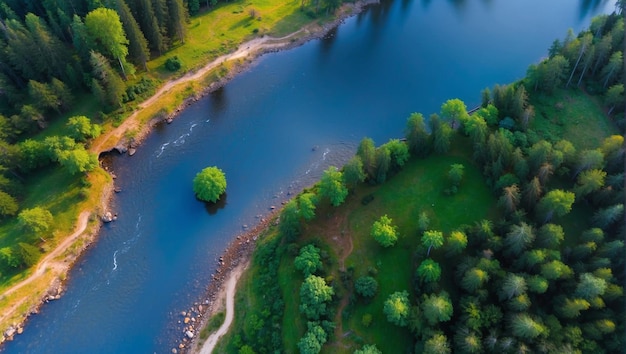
193;166;227;203
371;214;398;247
384;291;411;327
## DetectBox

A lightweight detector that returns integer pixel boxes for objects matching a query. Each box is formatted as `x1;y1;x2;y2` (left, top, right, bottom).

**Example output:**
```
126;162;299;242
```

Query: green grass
278;254;307;352
199;311;225;340
148;0;316;79
529;88;618;149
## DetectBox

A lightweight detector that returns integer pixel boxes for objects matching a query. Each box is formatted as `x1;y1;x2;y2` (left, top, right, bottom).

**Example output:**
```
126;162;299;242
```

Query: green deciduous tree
299;275;334;320
537;189;575;223
298;192;318;221
371;214;398;247
421;292;453;325
354;344;382;354
441;98;469;128
355;276;378;298
422;230;444;256
384;291;410;327
294;244;322;277
56;147;98;175
416;259;442;283
85;8;131;78
424;333;451;354
66;116;102;142
385;139;409;171
18;207;53;236
445;230;467;256
192;166;227;203
0;246;21;268
0;190;19;217
297;321;327;354
575;169;606;198
319;166;347;206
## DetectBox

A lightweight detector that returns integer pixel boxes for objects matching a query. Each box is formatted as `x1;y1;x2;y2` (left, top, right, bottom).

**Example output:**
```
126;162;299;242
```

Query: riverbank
94;0;380;155
0;0;380;348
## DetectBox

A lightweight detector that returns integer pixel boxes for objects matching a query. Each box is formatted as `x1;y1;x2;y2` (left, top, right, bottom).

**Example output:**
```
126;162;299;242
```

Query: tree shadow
202;193;228;215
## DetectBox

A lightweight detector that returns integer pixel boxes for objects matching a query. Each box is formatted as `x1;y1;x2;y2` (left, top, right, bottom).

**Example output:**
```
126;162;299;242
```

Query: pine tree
167;0;187;44
115;0;150;70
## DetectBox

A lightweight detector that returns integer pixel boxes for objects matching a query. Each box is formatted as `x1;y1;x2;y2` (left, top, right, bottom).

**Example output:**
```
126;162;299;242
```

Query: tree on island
193;166;227;203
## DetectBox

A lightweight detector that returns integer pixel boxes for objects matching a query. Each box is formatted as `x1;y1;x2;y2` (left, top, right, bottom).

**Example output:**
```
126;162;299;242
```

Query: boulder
102;212;114;223
4;327;16;338
185;331;194;339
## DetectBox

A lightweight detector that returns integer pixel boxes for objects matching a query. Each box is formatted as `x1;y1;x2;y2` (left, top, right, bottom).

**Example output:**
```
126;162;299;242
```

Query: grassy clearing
148;0;313;79
529;88;618;149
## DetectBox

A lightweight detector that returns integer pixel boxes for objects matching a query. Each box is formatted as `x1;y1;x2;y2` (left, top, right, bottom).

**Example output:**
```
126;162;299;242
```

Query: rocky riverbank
171;211;279;353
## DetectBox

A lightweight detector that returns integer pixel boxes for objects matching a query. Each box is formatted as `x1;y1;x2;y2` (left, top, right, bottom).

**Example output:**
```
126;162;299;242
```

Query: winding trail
0;211;91;325
197;264;245;354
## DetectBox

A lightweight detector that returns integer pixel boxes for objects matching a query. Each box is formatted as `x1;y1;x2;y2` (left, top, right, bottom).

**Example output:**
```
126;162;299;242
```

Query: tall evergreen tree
115;0;150;70
167;0;187;44
135;0;166;53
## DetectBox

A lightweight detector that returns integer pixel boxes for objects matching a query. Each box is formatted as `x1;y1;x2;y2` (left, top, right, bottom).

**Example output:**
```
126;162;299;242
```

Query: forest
214;9;625;354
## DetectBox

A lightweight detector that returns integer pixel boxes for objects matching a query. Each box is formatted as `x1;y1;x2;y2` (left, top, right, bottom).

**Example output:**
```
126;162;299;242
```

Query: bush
355;276;378;298
165;56;182;71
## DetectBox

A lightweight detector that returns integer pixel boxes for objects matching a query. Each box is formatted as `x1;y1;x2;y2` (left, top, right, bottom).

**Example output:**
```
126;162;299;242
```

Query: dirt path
197;264;246;354
91;30;305;154
0;211;91;325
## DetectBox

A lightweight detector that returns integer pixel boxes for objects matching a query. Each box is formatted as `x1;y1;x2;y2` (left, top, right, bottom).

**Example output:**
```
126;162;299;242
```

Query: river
2;0;614;352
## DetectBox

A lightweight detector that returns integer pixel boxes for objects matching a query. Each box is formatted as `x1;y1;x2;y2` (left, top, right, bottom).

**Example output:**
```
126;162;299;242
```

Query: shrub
165;56;182;71
193;166;227;203
355;276;378;298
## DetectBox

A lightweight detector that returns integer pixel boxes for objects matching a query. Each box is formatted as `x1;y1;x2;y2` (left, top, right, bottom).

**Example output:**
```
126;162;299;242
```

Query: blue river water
2;0;614;352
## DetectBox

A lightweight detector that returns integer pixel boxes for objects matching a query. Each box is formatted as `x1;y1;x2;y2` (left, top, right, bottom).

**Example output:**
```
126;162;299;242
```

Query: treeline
225;10;625;354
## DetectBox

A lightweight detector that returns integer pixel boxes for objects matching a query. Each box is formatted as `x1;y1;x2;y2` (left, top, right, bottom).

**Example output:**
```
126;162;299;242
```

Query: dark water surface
3;0;614;352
